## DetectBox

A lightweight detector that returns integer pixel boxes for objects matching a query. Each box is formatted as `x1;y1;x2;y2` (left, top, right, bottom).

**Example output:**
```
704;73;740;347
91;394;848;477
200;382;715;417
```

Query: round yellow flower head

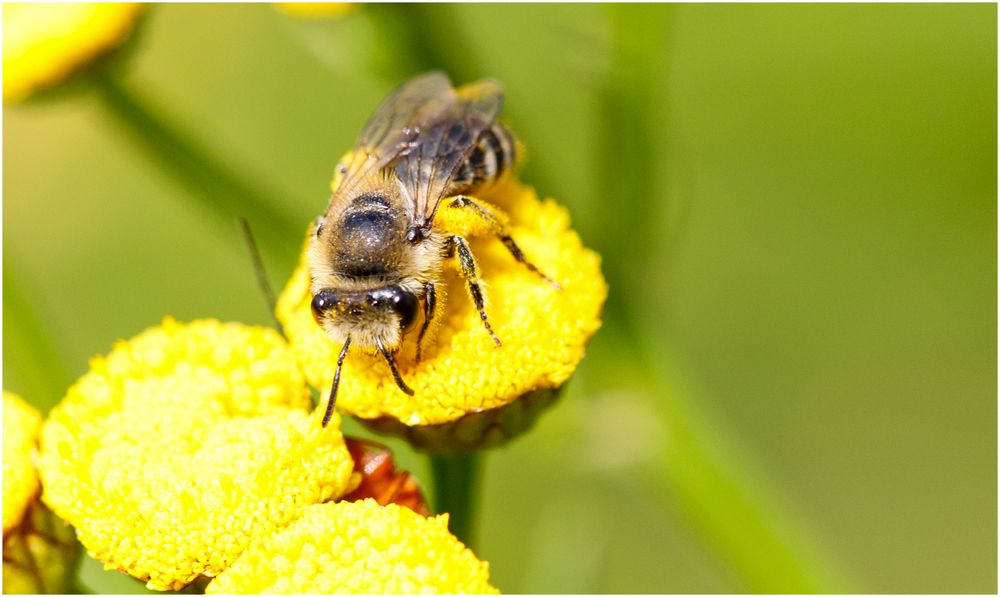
277;179;607;453
3;391;79;594
3;2;143;102
37;318;356;591
207;499;497;594
3;391;42;533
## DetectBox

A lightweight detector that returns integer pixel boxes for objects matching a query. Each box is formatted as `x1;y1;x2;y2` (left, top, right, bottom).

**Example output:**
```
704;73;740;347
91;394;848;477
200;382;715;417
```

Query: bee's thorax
329;191;408;278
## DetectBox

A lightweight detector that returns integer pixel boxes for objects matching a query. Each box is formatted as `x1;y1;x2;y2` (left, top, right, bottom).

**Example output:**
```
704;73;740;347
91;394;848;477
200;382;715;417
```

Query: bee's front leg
450;235;502;347
415;281;438;363
445;195;561;289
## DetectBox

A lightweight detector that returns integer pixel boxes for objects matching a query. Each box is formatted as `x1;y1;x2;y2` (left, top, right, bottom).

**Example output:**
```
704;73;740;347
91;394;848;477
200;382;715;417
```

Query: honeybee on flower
309;71;561;425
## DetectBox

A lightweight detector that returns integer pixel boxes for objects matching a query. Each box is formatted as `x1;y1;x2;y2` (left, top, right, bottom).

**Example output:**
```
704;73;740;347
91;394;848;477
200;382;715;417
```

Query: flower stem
89;70;300;267
430;452;481;548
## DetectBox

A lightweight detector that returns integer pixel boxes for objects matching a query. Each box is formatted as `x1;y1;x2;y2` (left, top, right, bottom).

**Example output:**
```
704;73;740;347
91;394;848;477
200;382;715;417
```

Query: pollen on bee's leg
471;283;502;347
451;235;502;347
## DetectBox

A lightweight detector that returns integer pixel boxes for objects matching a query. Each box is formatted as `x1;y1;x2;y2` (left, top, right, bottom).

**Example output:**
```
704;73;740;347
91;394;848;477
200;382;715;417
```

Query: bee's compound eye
391;288;419;330
311;289;338;323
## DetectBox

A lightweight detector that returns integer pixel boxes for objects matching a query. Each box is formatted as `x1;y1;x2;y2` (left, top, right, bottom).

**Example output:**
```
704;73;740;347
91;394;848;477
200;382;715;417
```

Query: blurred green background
4;3;996;593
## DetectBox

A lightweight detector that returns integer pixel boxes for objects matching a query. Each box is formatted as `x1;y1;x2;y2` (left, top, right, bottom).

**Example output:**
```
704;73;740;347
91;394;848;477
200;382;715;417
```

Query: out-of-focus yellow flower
277;179;607;453
207;499;497;594
3;391;79;594
3;391;42;533
37;318;356;591
2;2;143;102
274;2;358;18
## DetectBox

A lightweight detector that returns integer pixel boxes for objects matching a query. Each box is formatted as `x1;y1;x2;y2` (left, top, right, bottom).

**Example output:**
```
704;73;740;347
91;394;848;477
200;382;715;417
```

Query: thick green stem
90;71;299;268
430;452;481;548
599;5;846;592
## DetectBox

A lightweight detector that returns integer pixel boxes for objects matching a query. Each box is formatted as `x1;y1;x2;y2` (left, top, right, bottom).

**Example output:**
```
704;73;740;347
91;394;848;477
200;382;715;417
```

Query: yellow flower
3;391;42;533
3;391;79;594
3;2;143;102
37;318;356;591
274;3;358;18
207;499;497;594
277;179;607;452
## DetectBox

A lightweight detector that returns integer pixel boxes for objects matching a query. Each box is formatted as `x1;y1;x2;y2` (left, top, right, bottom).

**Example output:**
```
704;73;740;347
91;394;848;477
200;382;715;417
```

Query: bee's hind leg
445;195;562;290
450;235;502;347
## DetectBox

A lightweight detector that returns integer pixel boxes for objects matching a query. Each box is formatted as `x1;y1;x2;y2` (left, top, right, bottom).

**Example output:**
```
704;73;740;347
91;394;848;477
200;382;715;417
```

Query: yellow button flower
207;499;497;594
3;2;143;102
277;180;607;453
37;318;355;591
3;391;42;533
3;391;79;594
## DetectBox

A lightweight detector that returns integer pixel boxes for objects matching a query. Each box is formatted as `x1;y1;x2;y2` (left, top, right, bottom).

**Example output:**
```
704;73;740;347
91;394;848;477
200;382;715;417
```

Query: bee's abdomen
451;123;518;194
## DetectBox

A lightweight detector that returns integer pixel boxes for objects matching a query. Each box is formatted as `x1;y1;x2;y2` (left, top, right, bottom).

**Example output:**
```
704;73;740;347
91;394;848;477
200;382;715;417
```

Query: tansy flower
3;391;79;594
207;499;497;594
3;391;42;533
36;318;355;591
277;179;607;453
3;2;144;102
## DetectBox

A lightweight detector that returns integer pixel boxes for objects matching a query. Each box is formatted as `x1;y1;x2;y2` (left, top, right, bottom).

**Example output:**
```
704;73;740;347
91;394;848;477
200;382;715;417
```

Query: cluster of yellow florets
34;318;498;592
277;180;606;433
3;391;42;533
2;2;143;102
208;499;497;594
37;318;355;590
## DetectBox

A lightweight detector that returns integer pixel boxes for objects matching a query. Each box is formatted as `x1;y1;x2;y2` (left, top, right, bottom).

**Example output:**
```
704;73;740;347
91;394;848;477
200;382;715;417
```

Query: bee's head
310;285;418;351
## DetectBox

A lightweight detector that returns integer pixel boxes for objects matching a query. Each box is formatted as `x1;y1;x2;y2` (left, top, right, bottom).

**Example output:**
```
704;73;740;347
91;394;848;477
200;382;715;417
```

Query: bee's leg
323;337;351;427
446;195;562;290
451;235;502;347
375;337;414;395
415;281;437;363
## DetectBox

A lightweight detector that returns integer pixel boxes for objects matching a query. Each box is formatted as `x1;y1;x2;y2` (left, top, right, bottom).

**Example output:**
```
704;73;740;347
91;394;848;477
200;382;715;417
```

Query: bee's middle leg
446;195;562;290
450;235;502;347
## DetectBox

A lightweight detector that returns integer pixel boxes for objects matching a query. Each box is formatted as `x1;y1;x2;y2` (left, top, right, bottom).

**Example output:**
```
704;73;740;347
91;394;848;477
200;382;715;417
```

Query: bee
309;71;560;426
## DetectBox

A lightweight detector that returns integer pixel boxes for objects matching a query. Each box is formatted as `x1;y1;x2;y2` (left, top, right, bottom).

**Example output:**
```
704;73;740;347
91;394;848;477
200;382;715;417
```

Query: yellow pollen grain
207;499;497;594
36;318;355;591
3;391;42;533
277;180;607;426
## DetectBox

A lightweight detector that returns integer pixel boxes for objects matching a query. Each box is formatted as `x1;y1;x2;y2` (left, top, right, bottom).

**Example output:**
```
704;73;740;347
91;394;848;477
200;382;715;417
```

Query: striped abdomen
449;123;518;195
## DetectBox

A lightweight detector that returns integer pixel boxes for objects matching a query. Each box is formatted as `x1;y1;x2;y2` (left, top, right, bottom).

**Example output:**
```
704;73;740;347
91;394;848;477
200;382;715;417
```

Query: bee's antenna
375;337;414;396
237;218;283;334
323;337;352;427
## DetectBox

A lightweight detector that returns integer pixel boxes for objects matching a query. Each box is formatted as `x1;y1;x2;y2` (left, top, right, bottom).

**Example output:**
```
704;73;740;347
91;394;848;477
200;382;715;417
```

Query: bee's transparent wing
334;72;457;201
395;80;505;226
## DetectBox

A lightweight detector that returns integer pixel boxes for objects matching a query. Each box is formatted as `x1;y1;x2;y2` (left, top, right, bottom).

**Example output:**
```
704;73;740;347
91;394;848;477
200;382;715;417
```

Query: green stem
90;70;300;268
652;357;846;592
430;452;481;548
599;5;846;592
